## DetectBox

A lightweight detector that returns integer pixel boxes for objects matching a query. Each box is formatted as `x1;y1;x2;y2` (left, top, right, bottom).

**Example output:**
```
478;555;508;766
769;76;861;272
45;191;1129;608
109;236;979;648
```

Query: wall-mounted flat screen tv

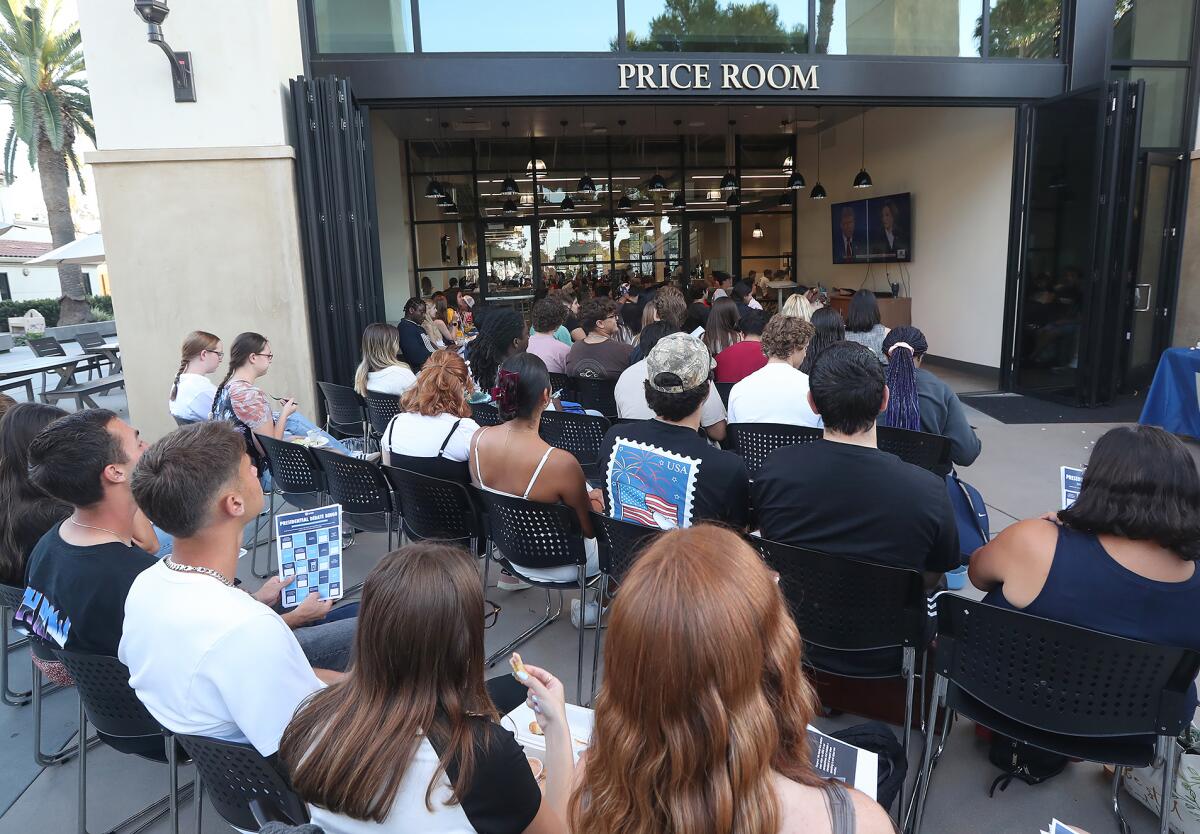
831;192;912;264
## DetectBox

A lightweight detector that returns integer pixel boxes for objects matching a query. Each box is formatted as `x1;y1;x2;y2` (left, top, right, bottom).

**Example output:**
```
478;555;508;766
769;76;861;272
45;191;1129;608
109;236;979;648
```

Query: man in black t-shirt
753;342;959;578
597;332;749;530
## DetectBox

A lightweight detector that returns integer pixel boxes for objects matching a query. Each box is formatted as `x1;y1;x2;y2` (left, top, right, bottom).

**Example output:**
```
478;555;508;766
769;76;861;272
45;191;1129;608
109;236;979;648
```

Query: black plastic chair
470;401;502;426
177;734;309;833
364;390;403;436
478;491;592;700
538;410;610;481
587;512;663;701
24;632;87;766
753;536;927;817
311;447;396;558
714;381;735;407
549;372;572;398
75;332;113;377
382;464;487;556
728;423;823;478
316;381;368;444
255;435;330;577
0;582;30;707
877;425;952;476
54;649;196;834
912;595;1200;834
570;376;619;419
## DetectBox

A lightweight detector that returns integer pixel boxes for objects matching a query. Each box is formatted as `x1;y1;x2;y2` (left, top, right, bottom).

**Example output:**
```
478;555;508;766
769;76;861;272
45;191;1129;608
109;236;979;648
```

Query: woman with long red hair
569;525;893;834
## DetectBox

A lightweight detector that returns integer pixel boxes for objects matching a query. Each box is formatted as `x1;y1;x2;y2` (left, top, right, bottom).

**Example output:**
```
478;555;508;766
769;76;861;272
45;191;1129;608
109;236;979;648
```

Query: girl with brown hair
572;525;893;834
167;330;222;423
280;542;569;833
702;296;742;358
380;349;480;468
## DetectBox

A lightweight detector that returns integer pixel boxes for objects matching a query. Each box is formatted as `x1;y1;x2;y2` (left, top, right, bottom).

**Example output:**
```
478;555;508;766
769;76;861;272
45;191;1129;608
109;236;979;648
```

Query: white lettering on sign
617;62;818;91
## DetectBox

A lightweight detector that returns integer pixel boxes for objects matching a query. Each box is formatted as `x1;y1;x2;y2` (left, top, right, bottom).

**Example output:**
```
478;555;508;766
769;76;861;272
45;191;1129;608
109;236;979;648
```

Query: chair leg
911;675;948;834
34;659;78;766
898;646;916;823
481;546;493;594
77;697;87;834
576;565;586;704
2;609;32;706
1159;734;1178;834
193;772;203;834
1112;766;1132;834
485;589;562;667
590;574;609;705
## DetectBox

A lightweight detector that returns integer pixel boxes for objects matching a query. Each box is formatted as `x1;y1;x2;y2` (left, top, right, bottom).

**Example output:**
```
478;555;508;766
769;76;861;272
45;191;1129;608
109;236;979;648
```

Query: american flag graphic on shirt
606;439;700;530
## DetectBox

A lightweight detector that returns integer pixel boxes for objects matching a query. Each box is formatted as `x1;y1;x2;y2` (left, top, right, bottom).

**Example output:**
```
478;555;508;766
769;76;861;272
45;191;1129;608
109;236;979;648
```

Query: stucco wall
1175;154;1200;348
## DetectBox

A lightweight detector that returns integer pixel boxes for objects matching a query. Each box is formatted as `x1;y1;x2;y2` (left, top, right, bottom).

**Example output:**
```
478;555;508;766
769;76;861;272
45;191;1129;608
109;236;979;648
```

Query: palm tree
0;1;94;325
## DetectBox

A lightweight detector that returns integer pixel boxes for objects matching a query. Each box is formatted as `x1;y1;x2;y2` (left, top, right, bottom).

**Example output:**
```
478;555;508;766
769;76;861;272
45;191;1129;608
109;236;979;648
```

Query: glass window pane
1113;0;1194;61
419;1;617;52
625;1;808;52
408;140;473;174
816;0;984;56
412;174;476;221
1113;68;1189;148
313;0;414;53
987;0;1062;58
415;221;479;271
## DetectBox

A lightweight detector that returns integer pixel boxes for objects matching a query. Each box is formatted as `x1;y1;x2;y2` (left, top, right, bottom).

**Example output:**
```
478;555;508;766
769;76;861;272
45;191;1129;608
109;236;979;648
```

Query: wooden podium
828;295;912;329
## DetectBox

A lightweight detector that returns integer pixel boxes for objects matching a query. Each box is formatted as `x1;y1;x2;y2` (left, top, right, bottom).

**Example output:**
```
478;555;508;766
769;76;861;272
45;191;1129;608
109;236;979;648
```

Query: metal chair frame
176;734;309;833
911;595;1200;834
381;464;487;557
0;583;31;706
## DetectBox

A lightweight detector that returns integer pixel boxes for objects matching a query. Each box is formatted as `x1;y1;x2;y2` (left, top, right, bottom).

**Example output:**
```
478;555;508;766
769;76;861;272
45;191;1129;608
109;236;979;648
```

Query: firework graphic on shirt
606;439;700;530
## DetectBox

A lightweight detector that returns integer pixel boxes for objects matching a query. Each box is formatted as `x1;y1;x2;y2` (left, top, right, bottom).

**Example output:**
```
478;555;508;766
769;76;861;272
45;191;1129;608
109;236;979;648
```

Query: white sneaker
571;597;606;629
496;571;531;592
351;451;381;463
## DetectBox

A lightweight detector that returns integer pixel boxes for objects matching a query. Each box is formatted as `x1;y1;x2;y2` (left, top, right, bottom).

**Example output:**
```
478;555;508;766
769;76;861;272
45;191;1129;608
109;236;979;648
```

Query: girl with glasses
168;330;223;423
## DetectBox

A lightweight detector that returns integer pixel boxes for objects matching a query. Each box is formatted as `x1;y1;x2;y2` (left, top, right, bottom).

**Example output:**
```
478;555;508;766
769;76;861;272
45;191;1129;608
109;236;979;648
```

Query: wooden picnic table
0;353;105;402
96;340;121;374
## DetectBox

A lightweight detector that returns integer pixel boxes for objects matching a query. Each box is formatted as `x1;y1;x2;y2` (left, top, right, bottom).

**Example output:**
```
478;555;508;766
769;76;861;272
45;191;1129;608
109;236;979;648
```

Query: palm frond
65;142;82;194
35;88;62;149
2;121;17;185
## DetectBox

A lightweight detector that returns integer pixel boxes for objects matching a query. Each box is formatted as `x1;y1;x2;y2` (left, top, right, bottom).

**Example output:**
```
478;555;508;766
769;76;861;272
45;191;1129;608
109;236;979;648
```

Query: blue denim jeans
293;617;356;672
281;411;352;455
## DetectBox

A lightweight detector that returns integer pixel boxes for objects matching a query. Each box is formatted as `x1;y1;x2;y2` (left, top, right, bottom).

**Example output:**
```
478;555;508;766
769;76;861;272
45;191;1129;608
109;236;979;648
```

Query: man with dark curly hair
566;297;633;379
527;298;571;374
727;314;821;428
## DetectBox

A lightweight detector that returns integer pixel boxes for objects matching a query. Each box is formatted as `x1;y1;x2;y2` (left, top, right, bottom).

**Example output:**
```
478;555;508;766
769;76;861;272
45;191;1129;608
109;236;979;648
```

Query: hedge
0;296;113;329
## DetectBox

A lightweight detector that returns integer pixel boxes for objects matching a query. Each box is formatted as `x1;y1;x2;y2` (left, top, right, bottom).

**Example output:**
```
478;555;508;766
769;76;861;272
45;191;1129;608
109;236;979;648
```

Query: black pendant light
500;117;519;196
424;178;444;199
786;113;805;191
647;109;668;192
720;116;738;194
810;107;826;200
502;198;518;215
577;107;596;197
561;193;576;211
436;190;453;207
853;106;873;189
726;191;740;210
444;201;460;214
779;190;793;207
672;190;686;210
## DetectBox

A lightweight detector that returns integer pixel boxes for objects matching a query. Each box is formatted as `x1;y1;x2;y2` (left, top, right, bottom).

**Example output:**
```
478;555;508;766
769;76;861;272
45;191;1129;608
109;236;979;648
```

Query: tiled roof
0;239;52;260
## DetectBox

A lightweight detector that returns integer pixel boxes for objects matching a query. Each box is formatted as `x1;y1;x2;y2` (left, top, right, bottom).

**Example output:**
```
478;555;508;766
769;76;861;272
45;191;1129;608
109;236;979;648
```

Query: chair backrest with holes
877;425;952;475
53;650;163;740
316;382;366;432
753;537;926;654
364;391;403;435
470;401;502;427
933;595;1200;739
28;336;66;358
570;377;618;418
257;435;326;496
589;511;662;584
382;465;484;547
311;448;394;516
176;734;309;832
729;423;823;477
479;491;585;572
549;372;572;398
538;411;610;467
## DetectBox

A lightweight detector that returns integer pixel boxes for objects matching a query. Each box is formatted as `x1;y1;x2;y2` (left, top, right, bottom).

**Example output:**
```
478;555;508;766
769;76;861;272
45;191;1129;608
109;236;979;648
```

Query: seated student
469;353;602;624
398;297;436;371
122;422;353;756
702;297;741;361
730;279;763;315
380;349;479;472
0;403;69;586
0;393;15;422
566;298;633;380
727;315;821;429
844;289;891;364
168;330;222;423
710;270;734;300
466;307;529;393
970;425;1200;657
211;331;351;455
13;410;161;682
799;305;845;375
526;298;572;374
571;525;892;834
683;280;710;334
553;290;585;342
615;322;727;443
754;342;959;581
598;334;750;531
714;309;768;384
617;281;644;338
353;322;415;398
653;285;687;332
781;287;824;323
281;542;568;834
882;326;981;467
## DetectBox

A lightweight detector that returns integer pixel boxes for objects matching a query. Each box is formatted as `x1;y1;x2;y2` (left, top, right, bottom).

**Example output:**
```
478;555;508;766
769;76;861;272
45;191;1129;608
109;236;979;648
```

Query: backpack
986;734;1069;795
830;721;908;812
945;471;990;566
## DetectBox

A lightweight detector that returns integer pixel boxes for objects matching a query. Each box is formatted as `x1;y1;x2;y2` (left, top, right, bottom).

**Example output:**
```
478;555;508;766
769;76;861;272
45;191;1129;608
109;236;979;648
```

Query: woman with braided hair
465;307;528;393
882;325;981;466
167;331;222;423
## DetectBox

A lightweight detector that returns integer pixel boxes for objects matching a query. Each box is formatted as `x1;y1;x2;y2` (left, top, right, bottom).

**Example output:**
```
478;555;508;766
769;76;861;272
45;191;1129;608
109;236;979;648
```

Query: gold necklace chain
68;518;131;547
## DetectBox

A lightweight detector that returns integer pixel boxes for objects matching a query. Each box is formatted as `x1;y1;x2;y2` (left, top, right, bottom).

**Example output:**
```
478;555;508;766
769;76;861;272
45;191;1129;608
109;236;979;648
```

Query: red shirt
714;340;768;384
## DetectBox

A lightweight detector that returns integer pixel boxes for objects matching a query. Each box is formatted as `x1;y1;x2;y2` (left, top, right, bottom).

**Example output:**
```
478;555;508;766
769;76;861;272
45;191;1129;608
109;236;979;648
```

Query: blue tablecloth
1139;347;1200;438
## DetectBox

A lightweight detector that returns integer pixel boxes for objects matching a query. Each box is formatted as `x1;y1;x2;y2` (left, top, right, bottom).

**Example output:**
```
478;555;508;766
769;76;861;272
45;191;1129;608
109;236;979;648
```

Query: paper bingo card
275;504;344;608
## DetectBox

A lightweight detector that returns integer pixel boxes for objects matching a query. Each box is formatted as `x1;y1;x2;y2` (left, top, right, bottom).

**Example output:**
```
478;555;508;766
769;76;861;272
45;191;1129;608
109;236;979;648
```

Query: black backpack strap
437;419;463;458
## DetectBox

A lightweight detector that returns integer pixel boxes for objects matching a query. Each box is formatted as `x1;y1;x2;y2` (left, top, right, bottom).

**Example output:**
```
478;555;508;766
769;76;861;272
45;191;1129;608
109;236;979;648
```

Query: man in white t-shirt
615;322;727;443
727;314;822;429
122;421;347;755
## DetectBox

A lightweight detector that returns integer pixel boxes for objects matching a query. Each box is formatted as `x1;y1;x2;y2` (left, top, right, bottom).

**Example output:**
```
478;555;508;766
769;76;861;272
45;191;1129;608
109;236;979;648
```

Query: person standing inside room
168;330;223;424
398;297;435;371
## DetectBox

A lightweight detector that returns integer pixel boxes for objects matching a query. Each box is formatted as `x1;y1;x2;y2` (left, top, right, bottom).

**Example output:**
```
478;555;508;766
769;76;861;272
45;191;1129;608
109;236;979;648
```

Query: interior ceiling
379;103;870;140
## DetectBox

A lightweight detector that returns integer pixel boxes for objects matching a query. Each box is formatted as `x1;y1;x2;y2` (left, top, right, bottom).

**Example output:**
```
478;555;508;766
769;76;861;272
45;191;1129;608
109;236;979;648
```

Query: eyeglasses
484;600;502;629
254;352;275;362
204;349;224;359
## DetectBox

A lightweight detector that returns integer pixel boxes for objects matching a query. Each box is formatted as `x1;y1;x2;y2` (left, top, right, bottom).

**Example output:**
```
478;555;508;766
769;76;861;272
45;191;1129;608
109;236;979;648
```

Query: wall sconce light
133;1;196;102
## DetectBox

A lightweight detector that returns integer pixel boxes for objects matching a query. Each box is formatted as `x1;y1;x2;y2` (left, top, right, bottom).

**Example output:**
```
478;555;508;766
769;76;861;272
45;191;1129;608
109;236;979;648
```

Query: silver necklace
163;556;235;588
69;518;131;547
